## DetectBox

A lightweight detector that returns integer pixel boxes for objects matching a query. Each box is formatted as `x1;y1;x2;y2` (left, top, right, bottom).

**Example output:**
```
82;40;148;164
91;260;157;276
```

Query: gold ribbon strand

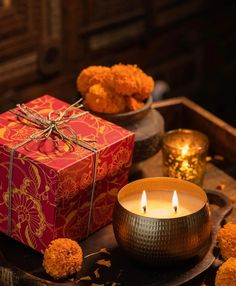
7;99;98;238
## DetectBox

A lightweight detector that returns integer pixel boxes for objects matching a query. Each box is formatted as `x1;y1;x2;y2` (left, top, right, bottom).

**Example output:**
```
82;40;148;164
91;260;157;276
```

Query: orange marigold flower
76;66;110;97
43;238;83;279
76;64;154;114
215;257;236;286
85;83;126;114
217;222;236;259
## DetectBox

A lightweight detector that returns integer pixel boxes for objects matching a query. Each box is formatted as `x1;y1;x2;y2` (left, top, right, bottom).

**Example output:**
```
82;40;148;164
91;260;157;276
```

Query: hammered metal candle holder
112;177;212;266
162;129;209;185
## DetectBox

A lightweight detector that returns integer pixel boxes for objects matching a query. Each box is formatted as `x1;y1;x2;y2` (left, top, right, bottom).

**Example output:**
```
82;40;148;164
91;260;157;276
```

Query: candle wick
174;206;177;213
143;206;146;214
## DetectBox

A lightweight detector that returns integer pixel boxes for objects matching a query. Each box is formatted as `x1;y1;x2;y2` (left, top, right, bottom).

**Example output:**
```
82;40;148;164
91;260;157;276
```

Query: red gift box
0;95;134;252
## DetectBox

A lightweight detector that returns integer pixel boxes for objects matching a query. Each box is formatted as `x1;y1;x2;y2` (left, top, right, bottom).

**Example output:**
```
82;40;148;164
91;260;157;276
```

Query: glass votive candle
162;129;209;185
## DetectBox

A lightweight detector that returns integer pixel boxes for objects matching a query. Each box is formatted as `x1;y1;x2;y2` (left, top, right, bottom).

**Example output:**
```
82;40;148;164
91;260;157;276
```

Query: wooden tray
0;190;232;286
1;97;236;285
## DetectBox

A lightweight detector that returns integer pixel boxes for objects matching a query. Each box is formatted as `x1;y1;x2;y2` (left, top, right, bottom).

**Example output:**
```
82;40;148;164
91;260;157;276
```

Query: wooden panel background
0;0;235;125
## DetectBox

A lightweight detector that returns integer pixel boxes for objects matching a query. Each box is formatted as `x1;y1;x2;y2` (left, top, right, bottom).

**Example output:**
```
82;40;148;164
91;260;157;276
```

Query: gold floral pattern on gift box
10;189;46;249
0;95;134;252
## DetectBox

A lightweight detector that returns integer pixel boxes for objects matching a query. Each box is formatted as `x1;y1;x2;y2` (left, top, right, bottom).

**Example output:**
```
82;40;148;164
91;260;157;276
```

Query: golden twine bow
11;99;96;147
7;99;98;238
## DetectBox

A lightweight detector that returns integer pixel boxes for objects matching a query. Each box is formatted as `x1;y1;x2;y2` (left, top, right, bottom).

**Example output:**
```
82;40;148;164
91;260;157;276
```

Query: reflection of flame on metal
182;160;189;169
181;145;189;156
172;190;178;213
141;190;147;214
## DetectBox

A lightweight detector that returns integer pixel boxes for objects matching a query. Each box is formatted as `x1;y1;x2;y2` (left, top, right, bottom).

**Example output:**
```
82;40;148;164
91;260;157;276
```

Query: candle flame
141;190;147;213
181;145;189;156
172;190;178;213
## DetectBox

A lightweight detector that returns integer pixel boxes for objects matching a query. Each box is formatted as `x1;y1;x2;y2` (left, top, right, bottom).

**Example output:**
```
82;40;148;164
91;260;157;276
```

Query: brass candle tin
112;177;212;266
162;129;209;185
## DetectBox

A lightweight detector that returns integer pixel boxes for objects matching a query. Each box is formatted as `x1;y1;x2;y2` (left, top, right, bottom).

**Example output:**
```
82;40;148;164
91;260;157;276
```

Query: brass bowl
112;177;212;266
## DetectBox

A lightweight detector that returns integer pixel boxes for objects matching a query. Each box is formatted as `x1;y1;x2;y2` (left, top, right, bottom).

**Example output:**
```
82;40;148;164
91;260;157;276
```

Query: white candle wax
120;190;204;218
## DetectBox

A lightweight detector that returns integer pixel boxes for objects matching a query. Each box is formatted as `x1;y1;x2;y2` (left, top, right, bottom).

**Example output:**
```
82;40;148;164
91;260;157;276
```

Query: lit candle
113;177;212;265
121;189;204;219
162;129;209;185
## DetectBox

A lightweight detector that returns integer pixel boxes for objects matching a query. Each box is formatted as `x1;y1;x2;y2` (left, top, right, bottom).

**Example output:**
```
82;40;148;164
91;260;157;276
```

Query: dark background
0;0;235;126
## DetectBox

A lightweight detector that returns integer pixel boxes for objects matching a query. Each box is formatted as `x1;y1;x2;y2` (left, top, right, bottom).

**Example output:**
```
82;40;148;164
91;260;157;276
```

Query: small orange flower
215;258;236;286
217;222;236;259
43;238;83;279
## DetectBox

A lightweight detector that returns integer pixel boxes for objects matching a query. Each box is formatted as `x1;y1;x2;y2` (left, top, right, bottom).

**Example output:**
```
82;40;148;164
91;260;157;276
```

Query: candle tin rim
116;196;209;221
117;177;209;220
162;128;209;151
117;177;208;203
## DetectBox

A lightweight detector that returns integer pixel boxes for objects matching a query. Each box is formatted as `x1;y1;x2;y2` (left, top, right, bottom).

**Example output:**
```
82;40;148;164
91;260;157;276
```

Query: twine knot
10;99;95;147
